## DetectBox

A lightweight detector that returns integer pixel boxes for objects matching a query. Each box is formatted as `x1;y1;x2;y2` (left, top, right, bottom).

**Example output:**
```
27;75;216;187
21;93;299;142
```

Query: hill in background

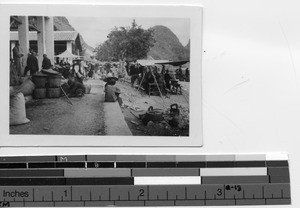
54;17;76;31
148;25;190;61
54;17;93;55
54;17;190;61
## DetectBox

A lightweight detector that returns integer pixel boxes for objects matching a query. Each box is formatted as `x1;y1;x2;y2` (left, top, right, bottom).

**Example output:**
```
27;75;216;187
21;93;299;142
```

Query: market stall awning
137;59;170;66
55;50;79;58
155;60;190;66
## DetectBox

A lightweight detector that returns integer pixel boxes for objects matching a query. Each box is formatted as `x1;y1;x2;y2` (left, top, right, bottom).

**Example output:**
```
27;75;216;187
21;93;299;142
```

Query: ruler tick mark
109;188;111;201
147;186;149;200
32;188;34;201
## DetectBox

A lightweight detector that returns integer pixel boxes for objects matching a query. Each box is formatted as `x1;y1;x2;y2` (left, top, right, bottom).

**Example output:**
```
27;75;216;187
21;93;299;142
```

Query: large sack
9;86;20;96
19;78;35;96
10;93;30;126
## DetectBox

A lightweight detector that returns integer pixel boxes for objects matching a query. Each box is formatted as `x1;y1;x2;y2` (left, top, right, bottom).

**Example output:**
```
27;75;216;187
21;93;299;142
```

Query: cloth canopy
156;60;190;67
55;50;79;58
137;60;170;66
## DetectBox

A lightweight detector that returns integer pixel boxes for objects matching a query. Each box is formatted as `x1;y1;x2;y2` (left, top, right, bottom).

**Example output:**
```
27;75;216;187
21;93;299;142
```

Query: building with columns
10;16;55;75
10;31;82;63
10;16;84;75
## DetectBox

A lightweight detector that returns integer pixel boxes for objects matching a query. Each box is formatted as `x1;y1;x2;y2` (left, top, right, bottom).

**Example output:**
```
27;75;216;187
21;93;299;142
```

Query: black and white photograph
1;4;203;146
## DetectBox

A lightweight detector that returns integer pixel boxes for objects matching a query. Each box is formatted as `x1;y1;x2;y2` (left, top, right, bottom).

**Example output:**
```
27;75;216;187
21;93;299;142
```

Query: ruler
0;154;290;207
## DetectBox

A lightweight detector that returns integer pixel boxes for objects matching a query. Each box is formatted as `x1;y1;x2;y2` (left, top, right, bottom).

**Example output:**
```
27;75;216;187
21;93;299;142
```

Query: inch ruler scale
0;154;291;207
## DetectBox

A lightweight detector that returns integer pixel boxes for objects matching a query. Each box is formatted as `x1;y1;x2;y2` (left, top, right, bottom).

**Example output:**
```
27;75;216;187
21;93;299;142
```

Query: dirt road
116;80;190;136
10;80;105;135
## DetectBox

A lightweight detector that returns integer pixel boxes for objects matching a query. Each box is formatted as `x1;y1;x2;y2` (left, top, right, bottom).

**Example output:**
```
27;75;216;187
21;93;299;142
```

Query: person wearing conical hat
104;74;122;106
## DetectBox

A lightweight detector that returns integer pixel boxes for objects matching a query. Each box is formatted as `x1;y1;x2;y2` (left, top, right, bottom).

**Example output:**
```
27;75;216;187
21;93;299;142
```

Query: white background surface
0;0;299;207
0;4;202;147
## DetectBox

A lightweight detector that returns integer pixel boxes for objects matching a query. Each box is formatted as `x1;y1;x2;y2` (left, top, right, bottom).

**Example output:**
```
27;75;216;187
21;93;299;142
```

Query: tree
95;20;155;61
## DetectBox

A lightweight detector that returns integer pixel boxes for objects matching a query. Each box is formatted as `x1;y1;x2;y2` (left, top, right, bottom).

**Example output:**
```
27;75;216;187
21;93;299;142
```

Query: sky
67;17;190;48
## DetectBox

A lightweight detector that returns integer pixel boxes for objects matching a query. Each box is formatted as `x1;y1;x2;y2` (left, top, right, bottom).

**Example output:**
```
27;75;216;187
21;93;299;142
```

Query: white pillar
67;42;72;52
11;42;16;60
18;16;30;75
45;16;54;66
36;16;46;69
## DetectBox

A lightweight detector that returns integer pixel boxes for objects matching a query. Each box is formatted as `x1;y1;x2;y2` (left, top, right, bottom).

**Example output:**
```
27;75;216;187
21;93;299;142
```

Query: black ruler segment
177;162;206;168
0;178;134;186
28;162;56;168
147;162;177;168
116;162;146;168
66;177;134;185
0;154;290;206
0;163;27;169
28;162;86;168
0;169;64;177
202;176;270;184
55;162;86;168
0;178;66;186
87;162;114;168
206;161;235;167
234;161;266;167
266;160;289;167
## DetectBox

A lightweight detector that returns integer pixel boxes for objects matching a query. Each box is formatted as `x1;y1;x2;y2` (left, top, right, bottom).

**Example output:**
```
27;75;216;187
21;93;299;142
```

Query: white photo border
0;3;203;147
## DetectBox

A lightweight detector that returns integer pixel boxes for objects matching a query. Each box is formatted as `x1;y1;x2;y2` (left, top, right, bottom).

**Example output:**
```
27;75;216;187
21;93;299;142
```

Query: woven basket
33;88;46;99
32;75;48;88
48;76;61;88
47;88;61;98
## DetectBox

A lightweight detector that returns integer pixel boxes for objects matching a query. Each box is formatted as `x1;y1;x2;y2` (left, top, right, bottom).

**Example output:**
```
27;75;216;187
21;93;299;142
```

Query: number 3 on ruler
217;188;222;196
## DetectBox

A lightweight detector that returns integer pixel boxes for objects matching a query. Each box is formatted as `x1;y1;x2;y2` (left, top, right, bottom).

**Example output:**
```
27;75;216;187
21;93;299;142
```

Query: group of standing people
126;60;144;87
12;41;52;77
125;60;182;95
